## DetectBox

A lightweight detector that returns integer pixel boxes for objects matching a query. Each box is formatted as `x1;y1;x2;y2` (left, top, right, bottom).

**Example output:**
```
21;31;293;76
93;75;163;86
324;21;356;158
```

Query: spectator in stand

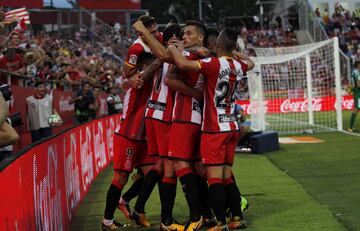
93;85;102;118
107;86;123;115
26;80;57;142
0;47;25;85
69;81;96;124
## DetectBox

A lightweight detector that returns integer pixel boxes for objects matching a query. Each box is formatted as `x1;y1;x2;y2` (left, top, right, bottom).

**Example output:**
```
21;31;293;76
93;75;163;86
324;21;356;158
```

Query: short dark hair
355;60;360;68
34;79;45;88
163;23;182;43
82;81;91;86
137;15;156;28
218;28;238;51
204;28;219;48
185;20;206;36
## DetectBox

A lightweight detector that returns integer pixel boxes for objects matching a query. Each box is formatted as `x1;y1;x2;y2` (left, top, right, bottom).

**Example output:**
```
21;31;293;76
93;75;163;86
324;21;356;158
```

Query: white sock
102;218;113;226
119;197;128;205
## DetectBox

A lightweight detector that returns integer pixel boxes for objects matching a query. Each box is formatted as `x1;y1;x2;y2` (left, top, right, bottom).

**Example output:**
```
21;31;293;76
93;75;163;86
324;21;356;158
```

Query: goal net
246;38;343;134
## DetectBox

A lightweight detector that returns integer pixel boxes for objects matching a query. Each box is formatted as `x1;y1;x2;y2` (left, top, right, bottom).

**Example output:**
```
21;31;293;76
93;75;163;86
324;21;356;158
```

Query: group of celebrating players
101;15;255;231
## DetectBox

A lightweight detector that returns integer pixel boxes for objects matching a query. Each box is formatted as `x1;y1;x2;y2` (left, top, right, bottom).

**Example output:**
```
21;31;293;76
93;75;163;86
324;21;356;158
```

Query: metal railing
298;0;351;81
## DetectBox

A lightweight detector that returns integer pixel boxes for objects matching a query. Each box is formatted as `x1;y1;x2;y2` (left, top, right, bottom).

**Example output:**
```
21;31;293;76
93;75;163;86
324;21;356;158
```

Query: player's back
146;63;174;123
119;82;151;141
198;56;247;133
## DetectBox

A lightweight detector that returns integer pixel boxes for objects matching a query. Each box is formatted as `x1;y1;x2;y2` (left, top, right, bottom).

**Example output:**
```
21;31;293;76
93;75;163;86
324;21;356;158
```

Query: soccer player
129;24;186;231
101;15;162;230
132;20;211;230
167;28;250;231
205;27;253;227
349;60;360;132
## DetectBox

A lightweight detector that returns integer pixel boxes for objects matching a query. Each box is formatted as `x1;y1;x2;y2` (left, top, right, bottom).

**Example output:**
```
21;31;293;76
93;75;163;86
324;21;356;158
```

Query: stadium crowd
315;5;360;63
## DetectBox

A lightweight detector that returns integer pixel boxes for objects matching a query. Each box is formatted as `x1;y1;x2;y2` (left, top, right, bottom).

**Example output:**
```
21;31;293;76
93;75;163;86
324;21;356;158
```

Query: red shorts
200;131;240;166
113;133;156;172
168;122;201;161
145;118;171;157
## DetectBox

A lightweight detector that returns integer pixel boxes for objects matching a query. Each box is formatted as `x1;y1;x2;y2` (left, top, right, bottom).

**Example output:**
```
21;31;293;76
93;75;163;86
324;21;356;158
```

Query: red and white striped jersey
198;56;248;133
124;38;152;69
124;34;163;69
145;63;174;123
117;83;151;140
172;50;204;125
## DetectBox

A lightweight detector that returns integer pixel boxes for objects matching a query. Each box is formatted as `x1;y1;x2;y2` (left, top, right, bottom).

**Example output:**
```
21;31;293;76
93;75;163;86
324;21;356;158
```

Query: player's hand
132;20;147;34
130;72;144;89
193;90;203;102
168;35;180;48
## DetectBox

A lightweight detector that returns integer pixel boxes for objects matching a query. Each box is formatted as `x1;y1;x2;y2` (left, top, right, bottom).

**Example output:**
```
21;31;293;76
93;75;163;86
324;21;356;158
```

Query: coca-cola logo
80;126;94;192
33;145;63;231
280;98;323;113
241;101;269;115
338;97;354;110
64;133;81;220
94;121;107;173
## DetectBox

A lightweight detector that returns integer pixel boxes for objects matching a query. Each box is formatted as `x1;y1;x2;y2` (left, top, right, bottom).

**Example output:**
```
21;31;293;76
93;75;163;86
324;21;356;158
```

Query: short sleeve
198;57;216;77
234;56;248;75
125;44;144;68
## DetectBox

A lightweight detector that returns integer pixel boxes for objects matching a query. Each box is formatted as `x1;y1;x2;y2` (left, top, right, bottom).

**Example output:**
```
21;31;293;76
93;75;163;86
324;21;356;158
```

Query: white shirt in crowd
26;94;53;131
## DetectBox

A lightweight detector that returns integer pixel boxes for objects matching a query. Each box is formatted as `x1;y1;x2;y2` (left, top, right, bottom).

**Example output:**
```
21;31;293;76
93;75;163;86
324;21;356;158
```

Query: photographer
0;91;19;152
26;80;57;142
69;81;96;124
107;86;123;115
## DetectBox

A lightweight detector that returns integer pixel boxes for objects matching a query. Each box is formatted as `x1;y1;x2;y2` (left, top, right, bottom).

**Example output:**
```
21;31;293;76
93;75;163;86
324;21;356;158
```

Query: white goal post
246;38;343;134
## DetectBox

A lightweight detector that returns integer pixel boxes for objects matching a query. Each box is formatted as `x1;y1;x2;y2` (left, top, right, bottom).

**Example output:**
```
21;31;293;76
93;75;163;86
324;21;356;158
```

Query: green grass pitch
71;111;360;230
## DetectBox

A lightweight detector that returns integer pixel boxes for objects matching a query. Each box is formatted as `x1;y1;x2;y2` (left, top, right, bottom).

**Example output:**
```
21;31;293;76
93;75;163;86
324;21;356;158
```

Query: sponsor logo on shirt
218;114;236;123
192;101;202;113
147;100;166;111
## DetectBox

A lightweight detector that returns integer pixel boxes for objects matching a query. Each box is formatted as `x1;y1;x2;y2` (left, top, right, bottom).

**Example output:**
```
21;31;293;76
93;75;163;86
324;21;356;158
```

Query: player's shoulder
131;38;151;53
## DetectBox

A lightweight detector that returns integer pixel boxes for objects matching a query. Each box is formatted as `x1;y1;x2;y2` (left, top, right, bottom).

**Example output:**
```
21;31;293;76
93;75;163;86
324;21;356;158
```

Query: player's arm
142;59;163;81
233;51;255;71
122;72;144;90
132;21;172;62
168;45;200;72
0;122;19;147
123;63;138;79
0;92;8;127
165;65;202;101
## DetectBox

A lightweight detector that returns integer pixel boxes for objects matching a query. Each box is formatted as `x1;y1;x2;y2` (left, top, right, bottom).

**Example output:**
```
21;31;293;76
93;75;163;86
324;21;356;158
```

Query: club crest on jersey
181;50;191;56
129;54;137;65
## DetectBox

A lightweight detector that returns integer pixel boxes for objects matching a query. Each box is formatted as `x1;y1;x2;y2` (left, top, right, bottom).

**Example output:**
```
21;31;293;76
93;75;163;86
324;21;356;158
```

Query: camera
0;84;13;102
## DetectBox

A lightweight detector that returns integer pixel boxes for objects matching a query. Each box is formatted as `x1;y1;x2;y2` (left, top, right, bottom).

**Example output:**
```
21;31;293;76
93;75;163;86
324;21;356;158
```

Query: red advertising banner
78;0;140;10
237;95;354;115
0;0;43;9
0;114;121;231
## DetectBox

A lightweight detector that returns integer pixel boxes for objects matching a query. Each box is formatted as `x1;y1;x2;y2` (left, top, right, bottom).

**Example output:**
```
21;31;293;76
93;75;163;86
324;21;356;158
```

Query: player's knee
174;159;189;171
206;166;224;179
223;166;233;179
113;171;129;185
